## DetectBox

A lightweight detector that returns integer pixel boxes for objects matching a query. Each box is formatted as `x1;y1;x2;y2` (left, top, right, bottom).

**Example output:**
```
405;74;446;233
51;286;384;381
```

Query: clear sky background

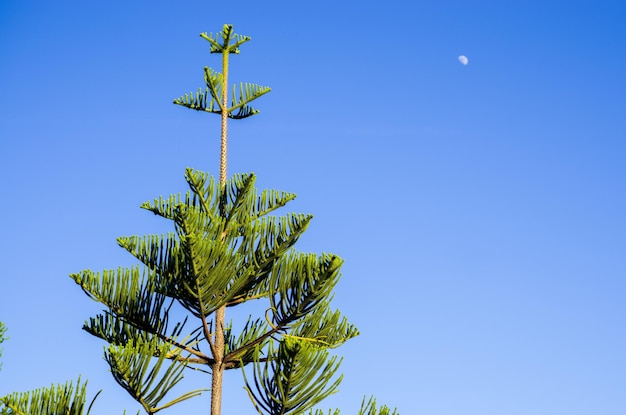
1;1;625;414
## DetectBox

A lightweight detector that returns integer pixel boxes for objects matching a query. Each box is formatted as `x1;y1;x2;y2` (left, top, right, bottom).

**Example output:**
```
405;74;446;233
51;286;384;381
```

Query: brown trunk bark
210;305;226;415
211;45;230;415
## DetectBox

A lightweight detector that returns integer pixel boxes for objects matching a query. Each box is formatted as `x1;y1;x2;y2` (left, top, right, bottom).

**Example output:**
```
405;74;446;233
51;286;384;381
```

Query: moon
458;55;469;65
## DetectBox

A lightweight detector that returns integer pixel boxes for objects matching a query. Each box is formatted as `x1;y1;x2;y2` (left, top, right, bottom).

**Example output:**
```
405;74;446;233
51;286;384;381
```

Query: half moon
458;55;469;65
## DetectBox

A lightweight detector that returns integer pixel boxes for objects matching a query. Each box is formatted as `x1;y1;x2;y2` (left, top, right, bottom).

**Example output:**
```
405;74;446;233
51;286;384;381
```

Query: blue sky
1;1;625;414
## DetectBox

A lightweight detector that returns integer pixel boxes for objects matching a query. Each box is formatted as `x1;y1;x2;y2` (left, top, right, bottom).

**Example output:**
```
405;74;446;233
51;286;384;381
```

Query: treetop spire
200;24;251;55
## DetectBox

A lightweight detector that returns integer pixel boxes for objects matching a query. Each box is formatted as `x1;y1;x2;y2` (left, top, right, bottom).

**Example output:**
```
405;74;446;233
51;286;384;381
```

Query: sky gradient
1;1;625;414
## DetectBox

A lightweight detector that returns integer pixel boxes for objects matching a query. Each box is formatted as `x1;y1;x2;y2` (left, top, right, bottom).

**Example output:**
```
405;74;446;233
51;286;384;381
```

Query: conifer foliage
1;25;399;415
0;321;6;372
0;378;98;415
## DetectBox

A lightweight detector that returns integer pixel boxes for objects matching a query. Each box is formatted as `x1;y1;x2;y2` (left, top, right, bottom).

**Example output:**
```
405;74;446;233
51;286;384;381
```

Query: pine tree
1;25;399;415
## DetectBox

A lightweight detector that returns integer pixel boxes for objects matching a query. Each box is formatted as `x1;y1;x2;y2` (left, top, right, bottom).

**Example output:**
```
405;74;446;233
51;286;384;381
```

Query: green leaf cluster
106;337;206;414
173;24;270;119
244;337;343;415
0;378;99;415
0;322;6;372
70;168;360;414
355;397;400;415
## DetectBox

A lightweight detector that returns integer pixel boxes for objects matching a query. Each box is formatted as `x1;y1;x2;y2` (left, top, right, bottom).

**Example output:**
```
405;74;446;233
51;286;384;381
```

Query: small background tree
0;321;6;371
